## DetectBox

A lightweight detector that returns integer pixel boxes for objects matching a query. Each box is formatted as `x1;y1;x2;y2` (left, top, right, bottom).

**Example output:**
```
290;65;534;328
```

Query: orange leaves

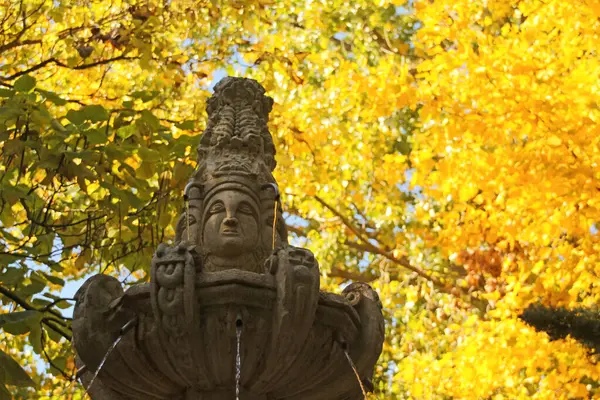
456;248;503;278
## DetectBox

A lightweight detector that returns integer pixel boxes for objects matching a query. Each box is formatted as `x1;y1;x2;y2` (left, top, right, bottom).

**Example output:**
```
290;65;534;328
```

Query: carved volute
72;77;384;400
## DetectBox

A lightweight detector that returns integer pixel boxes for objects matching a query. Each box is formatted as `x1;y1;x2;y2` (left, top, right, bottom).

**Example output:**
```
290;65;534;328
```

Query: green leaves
138;147;161;162
117;124;136;139
176;120;196;130
84;128;109;145
0;349;35;388
0;383;10;400
0;311;38;328
49;356;67;375
37;89;67;106
66;105;109;125
131;90;159;102
21;273;47;297
0;89;14;98
0;268;24;286
82;105;110;122
66;109;86;125
40;272;65;287
13;75;36;92
0;311;41;336
136;110;161;134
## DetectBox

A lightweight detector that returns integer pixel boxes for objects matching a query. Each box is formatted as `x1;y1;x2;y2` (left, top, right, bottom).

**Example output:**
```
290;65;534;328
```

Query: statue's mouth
221;229;240;236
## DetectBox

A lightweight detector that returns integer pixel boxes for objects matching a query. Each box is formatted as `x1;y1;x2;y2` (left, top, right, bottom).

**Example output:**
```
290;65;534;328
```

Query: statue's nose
223;217;238;227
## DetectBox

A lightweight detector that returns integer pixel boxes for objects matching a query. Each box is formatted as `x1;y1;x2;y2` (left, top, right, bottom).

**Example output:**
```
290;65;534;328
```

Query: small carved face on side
202;190;259;257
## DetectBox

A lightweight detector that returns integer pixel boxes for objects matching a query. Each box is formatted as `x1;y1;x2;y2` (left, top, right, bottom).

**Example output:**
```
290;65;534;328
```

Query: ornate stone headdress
176;77;287;270
195;76;276;183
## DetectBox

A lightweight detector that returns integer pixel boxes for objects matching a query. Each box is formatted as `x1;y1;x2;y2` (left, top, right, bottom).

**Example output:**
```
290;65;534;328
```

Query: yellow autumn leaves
2;0;600;397
398;0;600;397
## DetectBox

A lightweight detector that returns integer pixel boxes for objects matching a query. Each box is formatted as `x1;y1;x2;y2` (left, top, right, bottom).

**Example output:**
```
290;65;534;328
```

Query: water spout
184;182;192;242
343;346;367;399
235;314;243;400
83;318;137;397
260;183;280;251
84;336;122;396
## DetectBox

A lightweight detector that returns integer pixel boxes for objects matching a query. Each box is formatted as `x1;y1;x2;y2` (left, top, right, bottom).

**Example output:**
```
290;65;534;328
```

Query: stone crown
194;77;276;185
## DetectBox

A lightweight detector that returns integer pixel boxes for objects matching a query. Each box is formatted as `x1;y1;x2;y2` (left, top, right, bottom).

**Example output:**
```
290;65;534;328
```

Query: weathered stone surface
73;77;384;399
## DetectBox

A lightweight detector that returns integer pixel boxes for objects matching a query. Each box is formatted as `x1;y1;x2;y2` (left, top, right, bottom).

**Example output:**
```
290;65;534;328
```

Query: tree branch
40;322;74;380
314;196;444;282
19;199;107;230
0;38;41;54
329;266;378;283
0;55;138;81
286;224;307;236
314;195;468;297
0;285;72;341
72;55;138;70
0;1;44;54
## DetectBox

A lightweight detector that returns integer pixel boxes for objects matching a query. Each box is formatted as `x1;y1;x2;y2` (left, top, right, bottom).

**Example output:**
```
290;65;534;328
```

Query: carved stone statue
72;77;385;399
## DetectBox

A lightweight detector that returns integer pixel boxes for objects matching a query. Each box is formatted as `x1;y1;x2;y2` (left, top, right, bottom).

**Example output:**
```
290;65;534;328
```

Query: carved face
202;190;259;257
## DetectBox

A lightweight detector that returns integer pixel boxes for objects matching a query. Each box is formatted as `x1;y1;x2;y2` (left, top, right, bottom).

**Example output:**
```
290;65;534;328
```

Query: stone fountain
72;77;385;399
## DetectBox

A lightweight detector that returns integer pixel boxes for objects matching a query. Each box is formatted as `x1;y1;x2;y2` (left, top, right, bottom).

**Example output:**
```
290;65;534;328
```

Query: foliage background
0;0;599;398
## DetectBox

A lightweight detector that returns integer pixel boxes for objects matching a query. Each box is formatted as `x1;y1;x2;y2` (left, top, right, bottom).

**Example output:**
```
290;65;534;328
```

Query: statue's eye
208;201;225;214
238;202;254;215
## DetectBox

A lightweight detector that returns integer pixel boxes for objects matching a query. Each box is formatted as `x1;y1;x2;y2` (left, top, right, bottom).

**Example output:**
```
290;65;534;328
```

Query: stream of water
185;198;190;241
344;349;368;399
84;335;123;397
83;318;137;398
235;320;242;400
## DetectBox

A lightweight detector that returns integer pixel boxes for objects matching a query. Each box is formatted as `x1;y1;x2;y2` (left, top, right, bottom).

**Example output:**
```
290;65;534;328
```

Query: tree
520;303;600;354
400;0;600;398
1;0;599;398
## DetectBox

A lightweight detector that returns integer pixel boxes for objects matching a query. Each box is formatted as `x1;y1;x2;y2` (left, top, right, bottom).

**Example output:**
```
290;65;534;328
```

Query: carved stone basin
72;77;384;399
